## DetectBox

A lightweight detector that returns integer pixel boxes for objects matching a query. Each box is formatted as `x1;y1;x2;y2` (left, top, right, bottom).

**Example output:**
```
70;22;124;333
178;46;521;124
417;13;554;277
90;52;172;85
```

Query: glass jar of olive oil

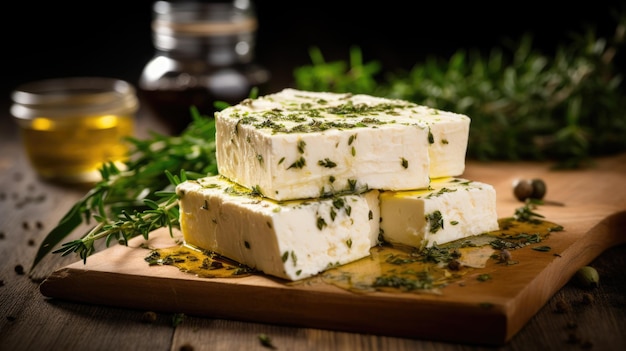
10;77;138;184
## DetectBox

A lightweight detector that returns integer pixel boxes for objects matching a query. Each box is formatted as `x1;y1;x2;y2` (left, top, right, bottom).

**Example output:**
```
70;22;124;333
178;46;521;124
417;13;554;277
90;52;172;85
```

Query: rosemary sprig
30;107;219;271
50;169;184;263
293;11;626;169
513;199;546;223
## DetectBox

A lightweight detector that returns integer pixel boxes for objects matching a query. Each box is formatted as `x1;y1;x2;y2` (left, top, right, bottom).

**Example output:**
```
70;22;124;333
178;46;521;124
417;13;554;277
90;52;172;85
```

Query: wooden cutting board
39;153;626;346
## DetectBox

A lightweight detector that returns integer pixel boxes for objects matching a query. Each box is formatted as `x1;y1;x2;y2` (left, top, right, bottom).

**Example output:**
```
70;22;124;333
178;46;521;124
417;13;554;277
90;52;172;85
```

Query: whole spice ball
513;179;534;201
554;299;570;313
530;178;547;199
581;292;595;305
447;259;462;271
141;311;158;323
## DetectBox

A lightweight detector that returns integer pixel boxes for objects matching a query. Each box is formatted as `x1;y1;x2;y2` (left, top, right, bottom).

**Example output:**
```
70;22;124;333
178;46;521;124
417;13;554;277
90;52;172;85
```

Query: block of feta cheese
176;175;381;281
215;88;470;201
379;177;499;249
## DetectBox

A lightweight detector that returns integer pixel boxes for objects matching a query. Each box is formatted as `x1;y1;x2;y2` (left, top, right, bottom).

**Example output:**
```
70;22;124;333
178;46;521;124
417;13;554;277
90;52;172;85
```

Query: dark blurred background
2;1;622;112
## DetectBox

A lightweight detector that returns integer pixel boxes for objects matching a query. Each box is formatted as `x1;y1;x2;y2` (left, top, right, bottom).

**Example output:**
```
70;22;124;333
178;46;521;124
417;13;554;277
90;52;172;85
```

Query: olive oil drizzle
315;218;563;294
145;216;563;293
145;246;257;278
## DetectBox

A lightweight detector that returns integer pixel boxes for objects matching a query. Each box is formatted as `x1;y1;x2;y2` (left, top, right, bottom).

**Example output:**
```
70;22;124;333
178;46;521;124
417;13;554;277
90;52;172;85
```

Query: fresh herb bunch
294;13;626;168
31;108;218;271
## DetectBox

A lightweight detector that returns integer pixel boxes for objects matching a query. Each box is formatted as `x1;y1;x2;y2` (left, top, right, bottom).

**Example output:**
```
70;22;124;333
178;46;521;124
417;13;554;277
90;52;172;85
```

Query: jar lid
11;77;139;119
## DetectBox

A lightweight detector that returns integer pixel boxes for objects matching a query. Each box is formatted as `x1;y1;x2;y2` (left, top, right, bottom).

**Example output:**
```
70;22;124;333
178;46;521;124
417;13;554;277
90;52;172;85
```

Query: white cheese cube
176;176;381;281
379;178;499;248
215;88;470;201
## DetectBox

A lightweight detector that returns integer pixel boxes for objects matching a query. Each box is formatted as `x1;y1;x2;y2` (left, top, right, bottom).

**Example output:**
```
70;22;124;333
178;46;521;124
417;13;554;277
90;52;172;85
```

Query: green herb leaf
258;333;276;349
172;313;185;327
30;187;101;271
532;246;552;252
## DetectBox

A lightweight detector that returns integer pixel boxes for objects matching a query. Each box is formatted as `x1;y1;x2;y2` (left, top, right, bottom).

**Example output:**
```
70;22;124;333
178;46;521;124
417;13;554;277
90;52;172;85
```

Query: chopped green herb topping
348;134;357;145
318;158;337;168
332;198;345;209
251;185;263;197
426;210;444;233
330;208;337;221
532;246;552;252
514;200;546;223
401;157;408;169
297;140;306;153
347;179;357;191
373;272;434;291
317;217;327;230
424;187;458;199
477;274;491;282
287;157;306;169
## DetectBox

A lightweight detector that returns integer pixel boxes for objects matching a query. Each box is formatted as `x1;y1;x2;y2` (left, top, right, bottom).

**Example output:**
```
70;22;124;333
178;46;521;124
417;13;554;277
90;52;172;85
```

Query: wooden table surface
1;101;625;351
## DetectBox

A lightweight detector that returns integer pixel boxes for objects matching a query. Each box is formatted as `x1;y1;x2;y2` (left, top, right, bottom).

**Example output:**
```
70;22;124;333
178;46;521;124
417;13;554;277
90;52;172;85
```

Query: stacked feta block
214;89;470;200
177;177;380;281
176;88;499;281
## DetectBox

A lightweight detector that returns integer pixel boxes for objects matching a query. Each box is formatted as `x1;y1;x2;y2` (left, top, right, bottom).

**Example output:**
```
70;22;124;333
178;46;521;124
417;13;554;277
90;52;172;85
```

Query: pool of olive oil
20;114;134;183
146;217;563;295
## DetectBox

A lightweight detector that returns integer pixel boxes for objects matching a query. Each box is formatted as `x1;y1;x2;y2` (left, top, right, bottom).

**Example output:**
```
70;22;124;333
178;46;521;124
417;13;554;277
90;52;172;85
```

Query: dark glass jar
139;0;270;134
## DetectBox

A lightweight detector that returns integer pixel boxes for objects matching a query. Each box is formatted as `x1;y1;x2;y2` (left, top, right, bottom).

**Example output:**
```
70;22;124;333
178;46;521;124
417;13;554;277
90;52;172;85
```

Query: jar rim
151;0;257;37
11;77;139;120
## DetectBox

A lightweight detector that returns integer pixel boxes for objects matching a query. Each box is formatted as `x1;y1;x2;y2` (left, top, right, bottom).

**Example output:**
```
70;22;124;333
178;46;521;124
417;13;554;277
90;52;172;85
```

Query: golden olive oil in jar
11;77;138;184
